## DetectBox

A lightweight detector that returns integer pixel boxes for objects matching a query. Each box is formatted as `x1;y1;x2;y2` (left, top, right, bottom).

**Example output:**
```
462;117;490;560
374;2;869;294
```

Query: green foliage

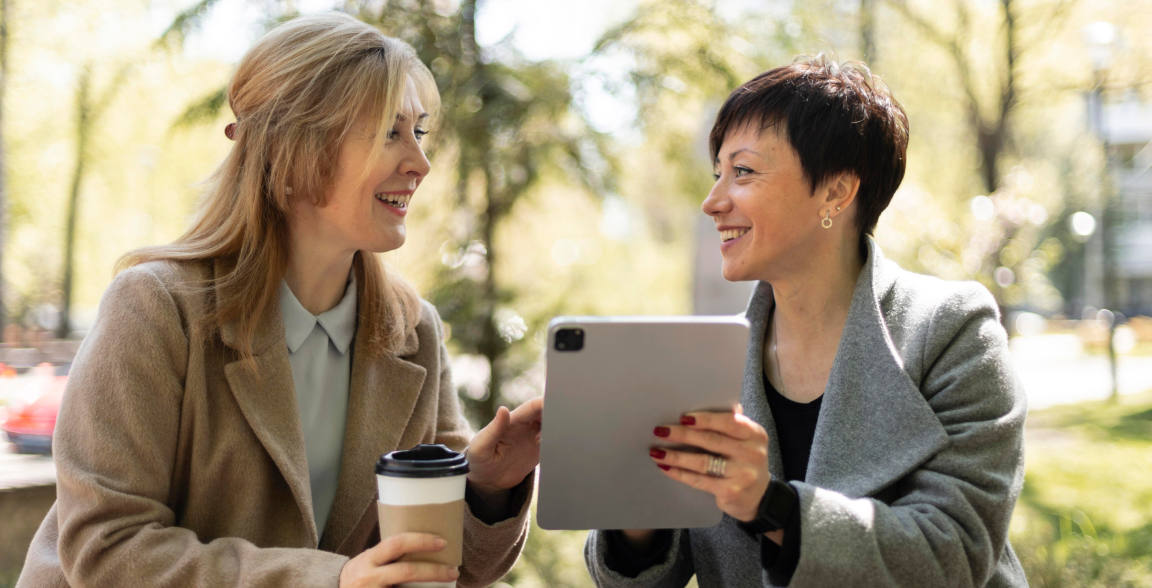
1012;392;1152;587
170;88;227;132
153;0;226;50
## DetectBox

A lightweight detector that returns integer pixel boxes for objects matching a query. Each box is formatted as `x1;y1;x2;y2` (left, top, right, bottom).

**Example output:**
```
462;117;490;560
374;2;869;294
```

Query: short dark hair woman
19;13;541;588
585;57;1028;587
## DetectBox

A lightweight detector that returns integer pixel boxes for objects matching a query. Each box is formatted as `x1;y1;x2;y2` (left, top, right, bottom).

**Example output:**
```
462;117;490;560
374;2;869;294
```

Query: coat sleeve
786;284;1027;588
45;265;347;588
425;301;534;588
584;529;695;588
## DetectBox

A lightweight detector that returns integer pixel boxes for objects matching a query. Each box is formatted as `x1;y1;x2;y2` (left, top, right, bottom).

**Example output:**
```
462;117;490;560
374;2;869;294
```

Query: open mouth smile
720;228;750;243
375;192;412;216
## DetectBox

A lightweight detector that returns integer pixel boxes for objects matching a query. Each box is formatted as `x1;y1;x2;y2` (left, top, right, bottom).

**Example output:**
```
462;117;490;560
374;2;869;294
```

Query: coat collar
214;259;427;549
741;237;948;498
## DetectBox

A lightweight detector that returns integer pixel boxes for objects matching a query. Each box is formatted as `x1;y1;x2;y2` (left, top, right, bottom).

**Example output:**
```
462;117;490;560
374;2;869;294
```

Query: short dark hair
709;56;909;236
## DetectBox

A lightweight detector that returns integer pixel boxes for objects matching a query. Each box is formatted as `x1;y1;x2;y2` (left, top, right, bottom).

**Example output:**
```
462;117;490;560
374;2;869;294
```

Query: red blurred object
2;374;67;454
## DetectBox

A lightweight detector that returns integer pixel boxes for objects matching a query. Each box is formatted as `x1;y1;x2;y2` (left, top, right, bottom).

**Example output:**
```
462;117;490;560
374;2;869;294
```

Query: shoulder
417;298;445;339
881;260;1022;410
881;260;1001;340
107;260;203;304
878;259;1012;385
103;260;211;328
405;298;447;361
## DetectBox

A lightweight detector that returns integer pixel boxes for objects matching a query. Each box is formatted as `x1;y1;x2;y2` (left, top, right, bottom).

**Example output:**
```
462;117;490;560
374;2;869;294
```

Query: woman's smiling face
293;77;432;255
702;122;829;282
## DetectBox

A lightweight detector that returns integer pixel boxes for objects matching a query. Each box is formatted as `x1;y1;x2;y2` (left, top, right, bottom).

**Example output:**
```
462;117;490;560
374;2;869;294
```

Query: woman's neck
769;236;865;350
284;225;356;316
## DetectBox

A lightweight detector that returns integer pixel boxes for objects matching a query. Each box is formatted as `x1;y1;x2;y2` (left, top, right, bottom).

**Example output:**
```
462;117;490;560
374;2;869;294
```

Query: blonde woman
18;13;542;588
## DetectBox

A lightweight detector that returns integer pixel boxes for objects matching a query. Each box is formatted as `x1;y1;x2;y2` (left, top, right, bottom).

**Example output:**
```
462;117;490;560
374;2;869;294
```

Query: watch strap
738;478;798;537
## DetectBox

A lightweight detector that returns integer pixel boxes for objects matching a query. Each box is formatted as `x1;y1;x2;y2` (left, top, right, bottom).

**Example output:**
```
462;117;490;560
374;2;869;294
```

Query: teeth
375;193;411;209
720;228;749;242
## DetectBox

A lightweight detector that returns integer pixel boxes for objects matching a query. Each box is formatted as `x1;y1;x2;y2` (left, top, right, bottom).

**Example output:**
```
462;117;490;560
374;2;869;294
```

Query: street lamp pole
1083;21;1120;402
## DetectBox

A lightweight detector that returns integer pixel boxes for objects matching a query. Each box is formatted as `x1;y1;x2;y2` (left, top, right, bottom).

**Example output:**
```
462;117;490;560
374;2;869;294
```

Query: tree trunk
58;66;92;339
860;0;877;65
0;0;10;337
460;0;502;426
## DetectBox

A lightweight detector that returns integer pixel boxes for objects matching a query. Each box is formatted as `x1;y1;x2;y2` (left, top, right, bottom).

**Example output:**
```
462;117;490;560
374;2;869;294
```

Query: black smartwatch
738;477;798;537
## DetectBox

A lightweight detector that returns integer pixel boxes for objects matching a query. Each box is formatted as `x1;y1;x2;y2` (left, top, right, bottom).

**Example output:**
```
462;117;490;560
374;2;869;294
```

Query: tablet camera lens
555;328;584;352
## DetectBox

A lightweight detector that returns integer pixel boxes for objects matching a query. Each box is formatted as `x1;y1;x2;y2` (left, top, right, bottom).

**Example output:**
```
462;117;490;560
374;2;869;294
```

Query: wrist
737;477;797;538
466;478;511;500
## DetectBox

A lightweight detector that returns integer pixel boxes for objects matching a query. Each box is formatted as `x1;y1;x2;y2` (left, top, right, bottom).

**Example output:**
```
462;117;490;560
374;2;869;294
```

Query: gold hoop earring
822;210;833;229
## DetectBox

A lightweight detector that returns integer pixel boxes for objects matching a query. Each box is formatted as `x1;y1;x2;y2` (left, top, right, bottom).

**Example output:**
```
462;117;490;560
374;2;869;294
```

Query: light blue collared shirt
279;275;357;537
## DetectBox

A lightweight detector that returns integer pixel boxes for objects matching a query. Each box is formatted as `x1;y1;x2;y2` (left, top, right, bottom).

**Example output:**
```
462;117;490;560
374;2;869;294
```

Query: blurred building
1107;96;1152;316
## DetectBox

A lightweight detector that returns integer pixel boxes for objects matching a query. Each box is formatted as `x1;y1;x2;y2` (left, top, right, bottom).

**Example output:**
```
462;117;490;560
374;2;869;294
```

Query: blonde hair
120;12;439;362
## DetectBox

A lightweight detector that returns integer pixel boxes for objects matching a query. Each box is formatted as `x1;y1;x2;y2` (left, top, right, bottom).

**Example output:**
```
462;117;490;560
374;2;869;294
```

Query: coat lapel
216;274;318;545
320;325;426;552
805;239;948;497
743;239;948;499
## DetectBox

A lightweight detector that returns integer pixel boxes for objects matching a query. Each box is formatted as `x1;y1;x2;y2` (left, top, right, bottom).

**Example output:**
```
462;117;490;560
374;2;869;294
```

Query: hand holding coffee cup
376;445;470;588
338;532;460;588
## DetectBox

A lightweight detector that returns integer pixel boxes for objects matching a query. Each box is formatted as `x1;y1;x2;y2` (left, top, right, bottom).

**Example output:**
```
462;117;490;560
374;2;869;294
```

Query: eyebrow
396;113;431;122
728;148;762;160
712;148;763;165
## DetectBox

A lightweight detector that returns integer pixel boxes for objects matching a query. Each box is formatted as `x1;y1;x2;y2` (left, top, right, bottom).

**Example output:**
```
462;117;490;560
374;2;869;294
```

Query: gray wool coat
585;238;1029;588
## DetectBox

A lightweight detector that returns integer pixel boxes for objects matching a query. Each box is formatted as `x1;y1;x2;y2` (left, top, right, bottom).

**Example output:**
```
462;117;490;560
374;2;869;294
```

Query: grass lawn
1012;390;1152;587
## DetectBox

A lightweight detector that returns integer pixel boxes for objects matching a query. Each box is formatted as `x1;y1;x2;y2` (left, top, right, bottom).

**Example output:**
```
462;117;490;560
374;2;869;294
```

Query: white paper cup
376;445;470;588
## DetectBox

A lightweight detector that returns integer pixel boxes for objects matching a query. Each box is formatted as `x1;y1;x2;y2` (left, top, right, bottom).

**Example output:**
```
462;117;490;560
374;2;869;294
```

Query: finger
650;447;721;476
467;406;510;461
655;424;741;457
370;533;445;566
509;396;544;424
375;562;460;585
680;410;765;441
655;462;724;495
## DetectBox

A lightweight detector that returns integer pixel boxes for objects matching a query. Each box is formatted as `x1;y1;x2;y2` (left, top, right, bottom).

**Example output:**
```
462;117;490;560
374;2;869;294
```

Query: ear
821;171;860;220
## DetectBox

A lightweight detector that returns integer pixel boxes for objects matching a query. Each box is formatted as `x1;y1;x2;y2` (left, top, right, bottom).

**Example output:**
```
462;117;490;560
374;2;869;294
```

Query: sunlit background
1;0;1151;586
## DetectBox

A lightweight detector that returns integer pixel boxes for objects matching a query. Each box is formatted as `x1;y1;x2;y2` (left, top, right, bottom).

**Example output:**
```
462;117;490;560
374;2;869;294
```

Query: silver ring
706;454;727;478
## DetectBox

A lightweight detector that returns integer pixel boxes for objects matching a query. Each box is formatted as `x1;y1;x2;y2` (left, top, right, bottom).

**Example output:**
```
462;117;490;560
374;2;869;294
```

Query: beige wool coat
18;259;533;588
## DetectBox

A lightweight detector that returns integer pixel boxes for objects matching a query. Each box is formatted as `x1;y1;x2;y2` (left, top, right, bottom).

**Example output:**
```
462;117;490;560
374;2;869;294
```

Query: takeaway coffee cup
376;444;470;588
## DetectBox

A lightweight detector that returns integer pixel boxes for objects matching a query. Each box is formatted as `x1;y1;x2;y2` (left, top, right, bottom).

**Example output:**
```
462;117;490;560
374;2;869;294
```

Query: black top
605;372;822;583
758;371;820;584
763;372;822;482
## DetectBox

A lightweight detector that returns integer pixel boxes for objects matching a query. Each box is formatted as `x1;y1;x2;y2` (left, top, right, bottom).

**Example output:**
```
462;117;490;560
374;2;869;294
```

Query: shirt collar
317;276;358;355
279;272;358;355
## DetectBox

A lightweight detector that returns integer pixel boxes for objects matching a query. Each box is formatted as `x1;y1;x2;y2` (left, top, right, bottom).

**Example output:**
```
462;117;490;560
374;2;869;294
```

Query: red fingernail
680;415;696;426
650;448;666;459
654;426;670;437
658;464;671;471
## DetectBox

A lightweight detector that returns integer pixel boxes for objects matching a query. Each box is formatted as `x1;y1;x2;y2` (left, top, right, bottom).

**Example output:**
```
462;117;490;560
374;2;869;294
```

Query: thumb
469;406;510;460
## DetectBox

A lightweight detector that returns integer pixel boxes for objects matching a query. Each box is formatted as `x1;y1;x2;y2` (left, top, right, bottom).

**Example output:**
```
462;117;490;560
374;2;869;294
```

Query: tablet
537;316;749;531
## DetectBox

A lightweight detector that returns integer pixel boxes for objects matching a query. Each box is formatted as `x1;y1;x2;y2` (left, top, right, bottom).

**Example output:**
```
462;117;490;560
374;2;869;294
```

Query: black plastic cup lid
376;444;470;478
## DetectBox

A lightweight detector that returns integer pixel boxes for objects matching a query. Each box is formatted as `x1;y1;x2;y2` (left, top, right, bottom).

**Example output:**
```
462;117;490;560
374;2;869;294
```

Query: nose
702;179;731;219
400;139;431;179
